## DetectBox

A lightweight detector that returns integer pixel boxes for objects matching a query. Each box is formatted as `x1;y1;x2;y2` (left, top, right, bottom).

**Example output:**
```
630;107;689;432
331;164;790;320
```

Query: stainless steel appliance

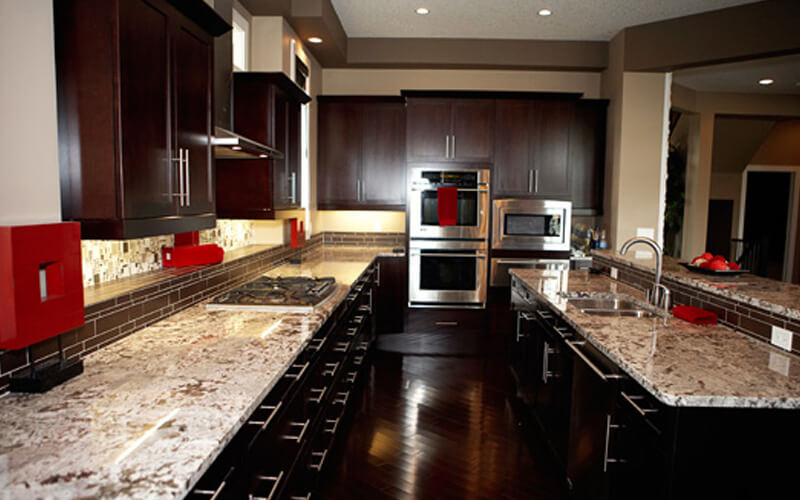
409;239;488;307
207;276;337;312
490;258;570;287
408;167;490;240
492;199;571;251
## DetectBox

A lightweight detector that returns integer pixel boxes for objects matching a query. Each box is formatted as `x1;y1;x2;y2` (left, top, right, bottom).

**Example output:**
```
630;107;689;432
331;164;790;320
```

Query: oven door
408;169;490;240
409;240;488;307
492;199;571;250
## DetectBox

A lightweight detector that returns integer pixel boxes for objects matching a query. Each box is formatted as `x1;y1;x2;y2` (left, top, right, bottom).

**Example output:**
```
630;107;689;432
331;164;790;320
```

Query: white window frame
232;8;249;72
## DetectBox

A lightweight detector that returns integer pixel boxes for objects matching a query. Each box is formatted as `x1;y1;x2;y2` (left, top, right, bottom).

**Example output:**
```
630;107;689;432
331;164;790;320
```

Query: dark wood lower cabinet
375;256;406;334
511;285;800;500
188;264;376;499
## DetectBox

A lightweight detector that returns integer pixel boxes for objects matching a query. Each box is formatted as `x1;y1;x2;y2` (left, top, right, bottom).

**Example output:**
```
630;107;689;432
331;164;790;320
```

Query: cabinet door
174;22;214;215
272;94;290;209
317;102;362;207
451;99;494;161
375;256;406;334
362;103;406;208
406;99;451;161
118;0;173;219
570;100;607;215
531;100;573;197
493;100;533;197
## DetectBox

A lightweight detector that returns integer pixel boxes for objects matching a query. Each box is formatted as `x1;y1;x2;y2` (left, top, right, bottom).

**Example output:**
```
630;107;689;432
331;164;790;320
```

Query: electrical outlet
771;326;793;352
610;267;618;280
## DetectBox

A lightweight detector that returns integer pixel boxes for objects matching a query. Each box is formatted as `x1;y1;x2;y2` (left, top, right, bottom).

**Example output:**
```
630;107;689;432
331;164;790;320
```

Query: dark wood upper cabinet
226;73;310;215
55;0;229;239
494;99;574;199
406;98;494;162
317;96;406;210
569;100;608;216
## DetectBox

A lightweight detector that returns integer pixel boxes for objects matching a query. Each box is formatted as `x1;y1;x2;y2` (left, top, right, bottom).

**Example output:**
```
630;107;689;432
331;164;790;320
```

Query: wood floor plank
320;333;568;500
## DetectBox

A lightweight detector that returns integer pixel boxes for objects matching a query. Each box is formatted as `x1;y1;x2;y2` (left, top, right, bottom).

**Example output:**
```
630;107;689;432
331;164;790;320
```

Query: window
232;8;248;71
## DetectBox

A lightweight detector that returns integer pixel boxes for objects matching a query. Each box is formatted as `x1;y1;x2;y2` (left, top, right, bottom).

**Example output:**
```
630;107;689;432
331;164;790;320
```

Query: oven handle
413;252;487;258
409;187;489;193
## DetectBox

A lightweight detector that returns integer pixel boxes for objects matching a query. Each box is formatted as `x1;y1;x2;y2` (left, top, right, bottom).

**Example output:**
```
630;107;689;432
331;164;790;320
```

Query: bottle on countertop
599;229;608;249
590;225;599;249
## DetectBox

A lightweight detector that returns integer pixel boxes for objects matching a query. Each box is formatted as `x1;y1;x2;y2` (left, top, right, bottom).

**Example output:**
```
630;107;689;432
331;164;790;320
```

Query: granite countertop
0;246;394;499
510;268;800;409
593;250;800;320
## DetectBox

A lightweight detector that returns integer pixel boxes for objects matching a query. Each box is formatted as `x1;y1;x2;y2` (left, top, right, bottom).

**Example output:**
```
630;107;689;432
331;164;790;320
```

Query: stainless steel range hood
213;126;284;160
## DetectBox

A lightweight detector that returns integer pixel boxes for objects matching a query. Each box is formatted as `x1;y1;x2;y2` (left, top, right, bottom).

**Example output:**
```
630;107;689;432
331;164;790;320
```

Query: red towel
162;244;224;267
437;187;458;226
673;305;718;325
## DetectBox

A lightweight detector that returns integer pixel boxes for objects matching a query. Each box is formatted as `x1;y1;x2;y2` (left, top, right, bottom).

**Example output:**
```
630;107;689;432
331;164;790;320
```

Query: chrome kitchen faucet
619;236;671;313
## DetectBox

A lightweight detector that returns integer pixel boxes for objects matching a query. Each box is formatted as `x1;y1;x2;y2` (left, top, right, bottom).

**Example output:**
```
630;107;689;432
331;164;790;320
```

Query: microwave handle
415;252;486;259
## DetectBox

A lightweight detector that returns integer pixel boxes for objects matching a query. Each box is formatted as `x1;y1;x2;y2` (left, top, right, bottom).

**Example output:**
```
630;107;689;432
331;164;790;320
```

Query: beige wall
0;1;61;226
709;172;743;239
601;31;671;254
322;68;601;98
674;87;800;258
315;211;406;233
751;120;800;166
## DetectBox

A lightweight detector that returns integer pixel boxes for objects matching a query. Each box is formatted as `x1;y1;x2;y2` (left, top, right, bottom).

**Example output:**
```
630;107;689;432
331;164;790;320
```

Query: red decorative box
0;223;85;350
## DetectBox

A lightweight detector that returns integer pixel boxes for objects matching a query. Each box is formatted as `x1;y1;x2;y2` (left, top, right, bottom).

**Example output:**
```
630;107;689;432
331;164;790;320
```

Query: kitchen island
0;247;397;499
509;267;800;500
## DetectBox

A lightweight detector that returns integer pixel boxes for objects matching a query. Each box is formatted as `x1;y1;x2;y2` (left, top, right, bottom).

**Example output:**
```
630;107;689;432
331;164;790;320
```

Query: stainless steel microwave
491;199;571;251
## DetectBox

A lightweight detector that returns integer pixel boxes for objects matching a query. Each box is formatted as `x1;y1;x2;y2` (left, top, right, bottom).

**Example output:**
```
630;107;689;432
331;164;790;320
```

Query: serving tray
679;262;748;276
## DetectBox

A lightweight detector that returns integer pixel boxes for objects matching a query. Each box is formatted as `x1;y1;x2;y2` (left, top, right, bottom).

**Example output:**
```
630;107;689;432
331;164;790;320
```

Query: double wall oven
408;166;490;308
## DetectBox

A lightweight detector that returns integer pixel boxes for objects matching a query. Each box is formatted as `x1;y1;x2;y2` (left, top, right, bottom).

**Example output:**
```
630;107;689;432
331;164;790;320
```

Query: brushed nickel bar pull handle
621;391;659;416
309;386;327;404
566;341;623;382
445;135;450;158
324;417;341;434
519;311;536;321
376;262;381;286
249;470;284;500
357;341;369;351
451;135;456;158
345;327;358;337
289;494;312;500
603;415;626;472
246;401;282;432
528;170;533;193
354;354;365;366
284;362;309;380
184;148;190;206
173;148;184;205
352;315;365;324
533;168;538;193
435;321;458;326
282;419;310;442
333;341;351;353
346;371;357;384
290;172;297;204
309;449;328;471
193;466;234;499
322;361;340;377
333;390;350;405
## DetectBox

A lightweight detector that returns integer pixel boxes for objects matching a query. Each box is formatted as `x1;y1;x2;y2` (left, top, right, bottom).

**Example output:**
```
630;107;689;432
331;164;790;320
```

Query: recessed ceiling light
259;154;268;158
416;7;429;15
759;78;775;86
231;146;242;151
538;8;552;16
308;36;323;44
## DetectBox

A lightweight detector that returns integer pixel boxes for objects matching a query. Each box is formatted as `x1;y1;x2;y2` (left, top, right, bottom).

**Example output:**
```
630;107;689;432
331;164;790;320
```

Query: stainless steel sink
567;296;659;318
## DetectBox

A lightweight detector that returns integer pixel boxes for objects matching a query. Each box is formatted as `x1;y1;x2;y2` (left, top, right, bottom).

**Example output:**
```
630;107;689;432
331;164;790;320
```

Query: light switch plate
636;227;655;239
610;267;618;280
771;325;793;352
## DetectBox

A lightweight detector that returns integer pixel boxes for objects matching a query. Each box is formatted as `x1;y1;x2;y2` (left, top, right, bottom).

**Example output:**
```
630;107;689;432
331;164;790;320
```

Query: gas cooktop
207;276;337;312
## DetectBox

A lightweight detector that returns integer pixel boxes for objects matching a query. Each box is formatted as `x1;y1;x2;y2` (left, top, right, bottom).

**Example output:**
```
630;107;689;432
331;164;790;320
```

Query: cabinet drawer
406;308;487;334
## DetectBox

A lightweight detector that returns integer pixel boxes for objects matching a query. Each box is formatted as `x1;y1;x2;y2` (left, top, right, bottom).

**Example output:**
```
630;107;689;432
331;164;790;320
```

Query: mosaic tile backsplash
81;220;255;287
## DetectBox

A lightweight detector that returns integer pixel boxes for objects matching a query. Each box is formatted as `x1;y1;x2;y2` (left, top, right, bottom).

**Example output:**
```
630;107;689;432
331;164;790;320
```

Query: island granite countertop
510;268;800;409
0;246;399;500
592;250;800;321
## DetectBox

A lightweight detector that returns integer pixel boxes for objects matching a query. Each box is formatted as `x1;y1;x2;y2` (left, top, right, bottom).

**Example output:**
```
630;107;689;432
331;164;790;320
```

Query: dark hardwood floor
319;333;568;499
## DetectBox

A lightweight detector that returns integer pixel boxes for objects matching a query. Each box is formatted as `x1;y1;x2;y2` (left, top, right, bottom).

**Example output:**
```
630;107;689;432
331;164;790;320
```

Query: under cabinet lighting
308;37;323;44
415;7;429;15
231;145;242;150
759;78;775;85
259;154;268;158
538;8;552;16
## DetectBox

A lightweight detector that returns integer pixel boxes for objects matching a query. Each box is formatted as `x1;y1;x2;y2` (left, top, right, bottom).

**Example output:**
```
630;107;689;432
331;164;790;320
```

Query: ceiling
329;0;760;41
673;54;800;95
